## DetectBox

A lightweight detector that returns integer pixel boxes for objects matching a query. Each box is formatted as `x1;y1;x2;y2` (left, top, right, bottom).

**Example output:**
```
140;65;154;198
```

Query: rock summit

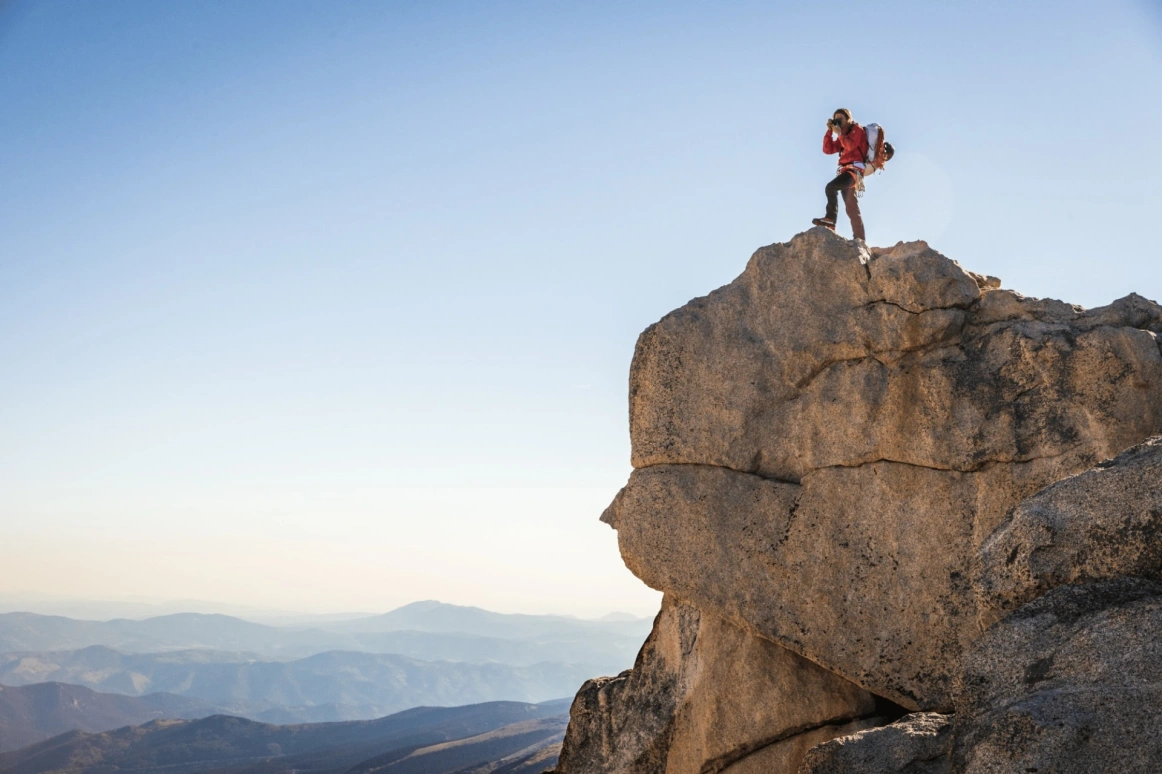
553;228;1162;773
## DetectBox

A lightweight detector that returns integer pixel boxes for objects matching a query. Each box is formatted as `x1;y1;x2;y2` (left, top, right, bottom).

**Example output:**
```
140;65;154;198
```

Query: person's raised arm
823;126;840;154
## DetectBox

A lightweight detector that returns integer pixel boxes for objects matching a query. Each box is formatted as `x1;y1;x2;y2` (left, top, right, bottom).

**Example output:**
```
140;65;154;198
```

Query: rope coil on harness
839;164;868;198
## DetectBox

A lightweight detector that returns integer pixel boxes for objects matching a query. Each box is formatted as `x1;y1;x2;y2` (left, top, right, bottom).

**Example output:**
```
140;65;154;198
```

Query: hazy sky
2;1;1160;617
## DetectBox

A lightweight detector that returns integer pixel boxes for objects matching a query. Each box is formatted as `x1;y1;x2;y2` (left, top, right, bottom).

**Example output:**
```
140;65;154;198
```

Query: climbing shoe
812;217;835;230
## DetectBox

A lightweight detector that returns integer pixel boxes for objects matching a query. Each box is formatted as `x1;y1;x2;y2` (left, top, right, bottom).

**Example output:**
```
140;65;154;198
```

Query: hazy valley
0;602;650;665
0;600;649;770
0;645;599;724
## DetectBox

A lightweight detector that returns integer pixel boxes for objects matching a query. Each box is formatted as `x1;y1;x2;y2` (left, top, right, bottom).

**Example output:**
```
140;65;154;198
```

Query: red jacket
823;124;869;166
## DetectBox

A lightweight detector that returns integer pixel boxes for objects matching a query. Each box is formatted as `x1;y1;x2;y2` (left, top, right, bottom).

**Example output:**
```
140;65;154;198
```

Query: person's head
831;108;852;131
883;142;895;161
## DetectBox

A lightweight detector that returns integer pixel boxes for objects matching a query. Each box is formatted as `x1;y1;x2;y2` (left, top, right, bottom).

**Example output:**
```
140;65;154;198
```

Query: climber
812;108;870;241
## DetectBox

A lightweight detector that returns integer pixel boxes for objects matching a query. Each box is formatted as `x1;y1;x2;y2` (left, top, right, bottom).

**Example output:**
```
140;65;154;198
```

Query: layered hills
0;646;593;723
553;229;1162;772
0;600;647;763
0;698;569;774
0;682;219;752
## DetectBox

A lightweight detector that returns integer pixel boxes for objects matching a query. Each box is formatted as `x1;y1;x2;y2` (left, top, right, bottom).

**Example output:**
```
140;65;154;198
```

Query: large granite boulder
559;229;1162;773
952;579;1162;772
608;228;1162;710
629;231;1162;481
554;596;889;774
799;713;952;774
976;436;1162;626
604;462;998;711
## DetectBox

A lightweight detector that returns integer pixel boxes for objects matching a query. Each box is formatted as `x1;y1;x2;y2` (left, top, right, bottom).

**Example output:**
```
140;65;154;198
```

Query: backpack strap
871;127;887;170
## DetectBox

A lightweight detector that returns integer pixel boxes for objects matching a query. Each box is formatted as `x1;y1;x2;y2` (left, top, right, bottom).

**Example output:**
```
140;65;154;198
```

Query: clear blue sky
2;0;1160;616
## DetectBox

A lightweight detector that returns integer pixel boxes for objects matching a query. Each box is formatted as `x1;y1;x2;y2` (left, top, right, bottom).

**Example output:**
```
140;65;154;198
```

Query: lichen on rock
953;579;1162;772
977;436;1162;626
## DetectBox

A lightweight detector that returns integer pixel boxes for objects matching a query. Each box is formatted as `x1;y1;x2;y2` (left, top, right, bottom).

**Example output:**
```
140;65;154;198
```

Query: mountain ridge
0;602;652;657
0;682;221;752
0;699;571;774
0;647;596;723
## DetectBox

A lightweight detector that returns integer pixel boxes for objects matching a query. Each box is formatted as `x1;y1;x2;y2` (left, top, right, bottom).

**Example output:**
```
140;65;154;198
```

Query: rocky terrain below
552;228;1162;773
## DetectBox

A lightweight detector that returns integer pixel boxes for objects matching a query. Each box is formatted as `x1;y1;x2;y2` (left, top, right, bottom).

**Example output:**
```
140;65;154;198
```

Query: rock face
629;233;1161;482
554;596;889;774
615;229;1162;710
557;228;1162;773
603;461;1028;711
976;437;1162;626
954;579;1162;772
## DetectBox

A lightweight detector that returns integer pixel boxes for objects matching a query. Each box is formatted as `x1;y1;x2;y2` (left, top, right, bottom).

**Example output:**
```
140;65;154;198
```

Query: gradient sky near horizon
2;0;1161;617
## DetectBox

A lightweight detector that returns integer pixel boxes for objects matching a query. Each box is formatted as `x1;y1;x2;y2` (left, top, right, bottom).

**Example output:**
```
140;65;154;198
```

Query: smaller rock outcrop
977;436;1162;625
554;597;890;774
953;579;1162;772
799;712;952;774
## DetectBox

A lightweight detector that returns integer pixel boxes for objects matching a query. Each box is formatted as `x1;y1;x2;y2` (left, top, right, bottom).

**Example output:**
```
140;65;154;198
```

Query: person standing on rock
813;108;870;241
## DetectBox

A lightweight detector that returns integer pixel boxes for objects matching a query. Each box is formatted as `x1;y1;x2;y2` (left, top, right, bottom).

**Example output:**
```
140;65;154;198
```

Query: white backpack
863;123;890;170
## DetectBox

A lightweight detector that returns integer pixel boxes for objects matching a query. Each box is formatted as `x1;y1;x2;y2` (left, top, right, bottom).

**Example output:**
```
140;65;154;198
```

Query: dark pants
824;171;865;241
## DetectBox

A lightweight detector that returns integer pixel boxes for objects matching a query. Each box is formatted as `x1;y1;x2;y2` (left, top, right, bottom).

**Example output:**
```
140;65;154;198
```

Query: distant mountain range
325;600;652;639
0;646;590;723
0;698;570;774
0;599;644;764
0;593;378;625
0;682;220;752
0;602;652;667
